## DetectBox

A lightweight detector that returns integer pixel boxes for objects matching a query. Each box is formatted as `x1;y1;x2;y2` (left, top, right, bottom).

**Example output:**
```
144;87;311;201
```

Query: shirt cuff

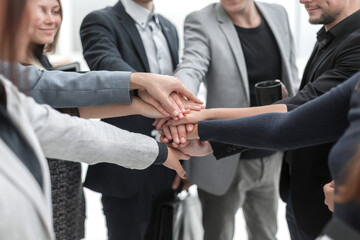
153;142;168;165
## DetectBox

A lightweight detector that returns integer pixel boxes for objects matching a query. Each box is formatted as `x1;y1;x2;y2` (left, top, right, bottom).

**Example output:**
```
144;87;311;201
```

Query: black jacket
211;10;360;238
80;1;179;198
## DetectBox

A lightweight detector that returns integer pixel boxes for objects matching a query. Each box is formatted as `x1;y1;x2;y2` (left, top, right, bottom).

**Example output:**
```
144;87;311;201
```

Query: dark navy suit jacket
80;1;179;198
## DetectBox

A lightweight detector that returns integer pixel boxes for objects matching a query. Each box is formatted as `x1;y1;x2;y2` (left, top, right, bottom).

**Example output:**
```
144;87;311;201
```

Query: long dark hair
0;0;28;62
0;0;29;83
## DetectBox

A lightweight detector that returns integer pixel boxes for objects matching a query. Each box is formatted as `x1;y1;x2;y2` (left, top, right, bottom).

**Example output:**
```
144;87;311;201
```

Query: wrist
206;109;217;120
129;73;147;90
131;96;142;115
154;142;168;165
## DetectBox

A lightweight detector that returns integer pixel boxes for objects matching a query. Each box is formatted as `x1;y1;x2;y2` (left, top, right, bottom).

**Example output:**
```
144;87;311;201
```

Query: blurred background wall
57;0;320;74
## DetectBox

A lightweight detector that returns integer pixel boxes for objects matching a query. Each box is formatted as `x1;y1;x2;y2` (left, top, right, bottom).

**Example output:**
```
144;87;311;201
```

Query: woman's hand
130;73;203;119
163;147;190;179
167;109;209;126
132;96;167;119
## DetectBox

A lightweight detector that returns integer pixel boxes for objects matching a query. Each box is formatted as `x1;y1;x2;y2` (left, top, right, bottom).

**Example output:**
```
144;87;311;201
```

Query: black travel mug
255;80;282;106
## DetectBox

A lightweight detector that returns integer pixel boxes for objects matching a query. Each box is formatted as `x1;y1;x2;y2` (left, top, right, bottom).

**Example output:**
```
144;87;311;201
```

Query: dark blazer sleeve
80;10;136;72
279;32;360;110
199;73;359;155
212;32;360;159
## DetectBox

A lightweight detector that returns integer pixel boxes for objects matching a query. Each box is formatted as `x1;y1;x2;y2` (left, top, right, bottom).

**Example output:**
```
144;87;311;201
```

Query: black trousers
101;166;175;240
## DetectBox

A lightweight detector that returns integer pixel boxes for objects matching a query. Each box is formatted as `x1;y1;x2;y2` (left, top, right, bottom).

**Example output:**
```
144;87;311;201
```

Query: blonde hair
43;0;63;53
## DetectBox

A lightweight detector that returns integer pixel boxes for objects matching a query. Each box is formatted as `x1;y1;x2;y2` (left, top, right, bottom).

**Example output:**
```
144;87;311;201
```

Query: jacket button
226;147;232;153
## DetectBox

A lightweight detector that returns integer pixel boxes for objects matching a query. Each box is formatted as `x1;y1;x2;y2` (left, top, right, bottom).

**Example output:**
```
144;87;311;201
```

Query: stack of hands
131;73;213;188
137;74;336;207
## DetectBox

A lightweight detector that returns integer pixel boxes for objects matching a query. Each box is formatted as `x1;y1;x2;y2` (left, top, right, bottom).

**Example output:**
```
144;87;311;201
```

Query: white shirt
121;0;173;75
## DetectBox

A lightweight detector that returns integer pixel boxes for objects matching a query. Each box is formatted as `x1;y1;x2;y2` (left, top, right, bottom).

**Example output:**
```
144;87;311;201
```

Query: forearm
1;63;133;107
78;96;165;119
204;104;287;120
199;76;356;150
79;104;136;119
41;112;159;169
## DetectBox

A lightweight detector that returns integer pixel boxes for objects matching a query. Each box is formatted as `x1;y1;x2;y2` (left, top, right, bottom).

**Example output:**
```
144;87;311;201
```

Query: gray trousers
198;152;283;240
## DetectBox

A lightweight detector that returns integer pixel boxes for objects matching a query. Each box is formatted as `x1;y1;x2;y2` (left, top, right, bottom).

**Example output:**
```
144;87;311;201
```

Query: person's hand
159;124;195;147
161;124;188;146
152;99;203;130
130;73;203;119
172;174;193;191
163;147;190;179
166;109;208;126
323;180;335;212
132;96;167;119
179;96;205;111
178;139;213;157
160;124;199;145
275;80;288;99
138;89;171;117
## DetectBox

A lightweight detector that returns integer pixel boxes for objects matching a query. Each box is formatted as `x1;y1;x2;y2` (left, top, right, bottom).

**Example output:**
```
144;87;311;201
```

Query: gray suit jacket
174;2;299;195
0;62;132;107
0;75;160;239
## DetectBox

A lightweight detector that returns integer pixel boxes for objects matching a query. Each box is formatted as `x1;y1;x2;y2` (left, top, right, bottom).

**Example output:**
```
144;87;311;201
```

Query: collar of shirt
121;0;160;29
316;9;360;49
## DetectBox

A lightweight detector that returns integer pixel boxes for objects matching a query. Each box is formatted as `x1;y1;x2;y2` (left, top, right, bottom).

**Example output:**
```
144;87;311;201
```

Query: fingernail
178;113;184;119
180;137;186;143
174;137;180;143
184;173;188;179
172;110;179;116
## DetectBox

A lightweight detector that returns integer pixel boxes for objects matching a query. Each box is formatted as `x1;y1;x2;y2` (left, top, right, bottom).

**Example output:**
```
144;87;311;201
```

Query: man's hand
323;180;335;212
178;139;213;157
275;80;288;99
172;174;192;191
163;147;190;179
130;73;203;119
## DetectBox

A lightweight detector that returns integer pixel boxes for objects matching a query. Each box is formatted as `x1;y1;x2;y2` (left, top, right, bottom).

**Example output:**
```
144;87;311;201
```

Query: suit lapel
215;4;250;103
1;77;53;237
300;43;320;88
303;42;338;85
159;16;179;68
113;1;150;72
256;2;294;96
0;141;53;238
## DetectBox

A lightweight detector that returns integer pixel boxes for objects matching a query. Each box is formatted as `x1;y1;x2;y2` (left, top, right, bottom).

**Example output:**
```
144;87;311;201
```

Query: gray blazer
174;2;300;195
0;62;132;107
0;75;160;240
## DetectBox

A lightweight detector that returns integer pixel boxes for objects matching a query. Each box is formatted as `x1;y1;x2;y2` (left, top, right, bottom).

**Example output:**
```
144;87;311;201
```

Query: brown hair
336;147;360;203
43;0;63;53
0;0;28;61
0;0;29;85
